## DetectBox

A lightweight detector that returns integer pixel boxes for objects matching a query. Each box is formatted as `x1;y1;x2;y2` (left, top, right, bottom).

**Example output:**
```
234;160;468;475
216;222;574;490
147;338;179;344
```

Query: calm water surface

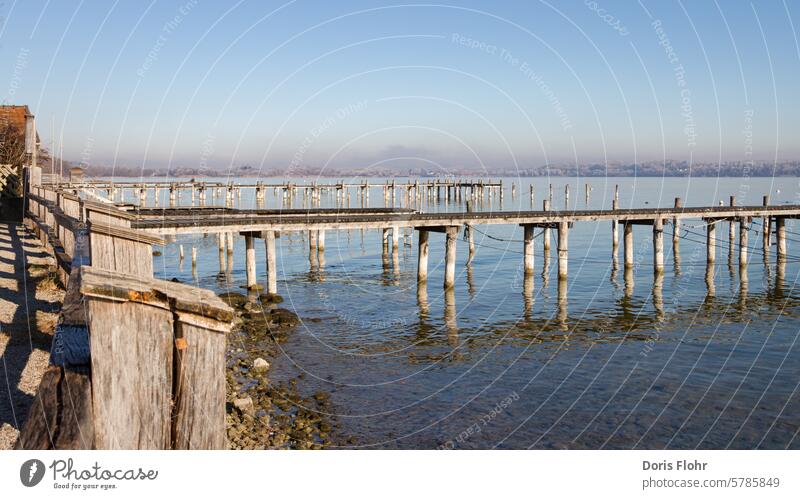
144;177;800;449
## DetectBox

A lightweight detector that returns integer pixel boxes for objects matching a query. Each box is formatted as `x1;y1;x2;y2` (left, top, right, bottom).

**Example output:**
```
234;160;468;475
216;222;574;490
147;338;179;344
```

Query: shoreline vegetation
219;291;347;450
47;159;800;179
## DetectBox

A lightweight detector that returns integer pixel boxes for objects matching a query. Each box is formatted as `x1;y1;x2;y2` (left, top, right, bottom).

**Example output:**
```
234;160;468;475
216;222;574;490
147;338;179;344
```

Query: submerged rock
218;291;248;308
269;308;300;327
259;293;284;305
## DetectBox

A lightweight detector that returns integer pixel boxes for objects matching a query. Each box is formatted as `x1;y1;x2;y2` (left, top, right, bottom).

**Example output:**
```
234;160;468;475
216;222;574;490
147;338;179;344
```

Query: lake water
143;176;800;449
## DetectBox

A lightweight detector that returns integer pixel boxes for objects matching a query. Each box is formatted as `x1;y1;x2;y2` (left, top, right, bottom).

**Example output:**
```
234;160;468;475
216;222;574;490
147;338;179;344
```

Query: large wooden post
624;222;633;268
557;221;568;279
417;229;429;283
444;226;458;288
739;217;749;267
244;234;257;289
264;230;278;295
776;217;786;261
523;224;534;275
653;218;664;273
707;221;716;264
79;266;233;449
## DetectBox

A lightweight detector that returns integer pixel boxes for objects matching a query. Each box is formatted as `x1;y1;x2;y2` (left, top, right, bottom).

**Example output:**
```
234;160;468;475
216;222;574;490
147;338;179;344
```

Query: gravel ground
0;223;65;450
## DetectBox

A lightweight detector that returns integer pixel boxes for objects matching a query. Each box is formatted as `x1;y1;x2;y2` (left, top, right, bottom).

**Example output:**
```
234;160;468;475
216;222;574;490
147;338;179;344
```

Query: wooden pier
16;171;798;449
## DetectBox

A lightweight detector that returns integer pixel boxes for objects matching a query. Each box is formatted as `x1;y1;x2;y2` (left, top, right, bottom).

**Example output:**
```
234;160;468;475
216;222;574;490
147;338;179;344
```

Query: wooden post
739;217;749;267
763;195;770;252
318;229;325;253
417;229;429;283
543;199;551;254
444;226;457;288
218;233;225;272
776;217;786;261
729;196;736;257
523;225;534;275
226;232;234;255
264;230;278;295
77;266;233;449
191;247;197;267
245;234;257;289
611;198;619;257
392;226;400;252
557;221;568;279
673;197;682;244
624;222;633;268
653;218;664;273
707;221;716;264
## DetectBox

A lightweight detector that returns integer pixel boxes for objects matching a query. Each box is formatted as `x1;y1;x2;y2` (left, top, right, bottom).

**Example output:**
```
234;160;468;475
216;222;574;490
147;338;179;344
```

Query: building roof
0;105;32;133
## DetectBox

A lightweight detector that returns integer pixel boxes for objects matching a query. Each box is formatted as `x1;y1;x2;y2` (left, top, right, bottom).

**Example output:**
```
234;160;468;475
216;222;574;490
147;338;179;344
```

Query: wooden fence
17;183;233;449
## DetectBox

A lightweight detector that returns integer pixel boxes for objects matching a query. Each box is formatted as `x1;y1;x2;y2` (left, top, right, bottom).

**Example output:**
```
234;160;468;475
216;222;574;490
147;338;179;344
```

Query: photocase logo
20;459;45;487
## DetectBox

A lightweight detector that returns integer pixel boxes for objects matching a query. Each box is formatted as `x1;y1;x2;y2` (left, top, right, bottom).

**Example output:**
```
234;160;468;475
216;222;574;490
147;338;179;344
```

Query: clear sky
1;0;798;172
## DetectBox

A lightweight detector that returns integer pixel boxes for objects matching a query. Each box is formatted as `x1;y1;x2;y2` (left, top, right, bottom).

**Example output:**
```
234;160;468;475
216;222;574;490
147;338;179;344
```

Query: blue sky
1;0;798;172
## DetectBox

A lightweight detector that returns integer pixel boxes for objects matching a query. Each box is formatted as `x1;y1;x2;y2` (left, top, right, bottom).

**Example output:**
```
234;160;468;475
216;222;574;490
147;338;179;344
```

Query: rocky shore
220;292;348;450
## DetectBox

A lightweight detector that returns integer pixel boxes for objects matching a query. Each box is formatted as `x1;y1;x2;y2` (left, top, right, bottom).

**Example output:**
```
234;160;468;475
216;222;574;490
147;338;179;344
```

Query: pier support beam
226;232;234;255
611;198;619;258
739;217;749;267
543;199;551;255
623;222;633;268
557;221;568;279
776;217;786;261
522;225;534;275
653;218;664;274
245;234;257;289
417;229;429;283
392;226;400;252
706;221;716;264
444;226;458;289
264;230;277;295
218;233;225;272
317;230;325;252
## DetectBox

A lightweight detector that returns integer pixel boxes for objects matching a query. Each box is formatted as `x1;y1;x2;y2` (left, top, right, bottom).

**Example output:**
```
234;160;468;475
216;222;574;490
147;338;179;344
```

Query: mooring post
245;234;257;289
523;224;535;275
392;226;400;252
611;197;619;258
265;230;278;295
763;195;771;252
624;222;633;268
776;217;786;261
382;228;390;257
444;226;458;288
543;199;551;254
218;233;225;272
557;221;568;279
226;232;234;255
707;221;717;264
653;218;664;273
739;217;749;267
729;196;736;257
417;229;429;283
318;230;326;253
191;246;197;267
673;197;682;244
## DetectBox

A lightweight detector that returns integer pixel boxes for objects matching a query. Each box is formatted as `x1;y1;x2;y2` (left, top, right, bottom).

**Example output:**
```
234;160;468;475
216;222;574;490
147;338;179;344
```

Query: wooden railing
17;176;233;449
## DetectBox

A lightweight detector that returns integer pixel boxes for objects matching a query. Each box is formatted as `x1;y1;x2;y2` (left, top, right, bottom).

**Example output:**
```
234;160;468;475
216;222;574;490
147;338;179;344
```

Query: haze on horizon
1;0;798;174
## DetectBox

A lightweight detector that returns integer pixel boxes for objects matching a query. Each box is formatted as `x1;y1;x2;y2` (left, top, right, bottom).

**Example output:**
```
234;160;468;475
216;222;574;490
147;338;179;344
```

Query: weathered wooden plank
15;366;62;450
87;297;173;449
171;312;226;449
54;368;95;449
80;266;234;323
